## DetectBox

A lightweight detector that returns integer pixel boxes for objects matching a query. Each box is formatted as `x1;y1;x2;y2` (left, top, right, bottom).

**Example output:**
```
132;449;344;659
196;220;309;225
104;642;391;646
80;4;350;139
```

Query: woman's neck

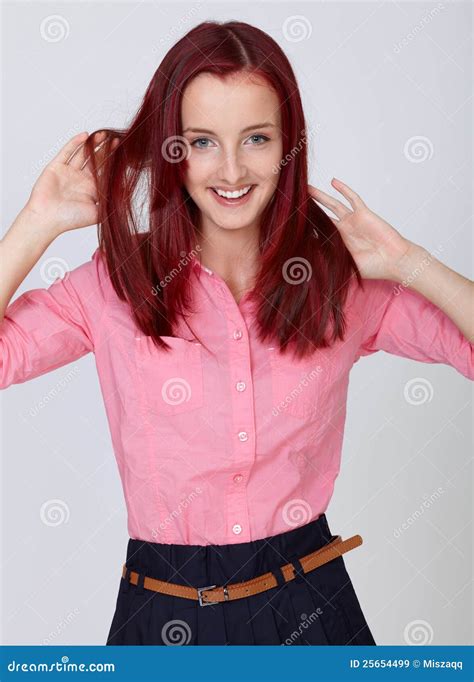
196;224;260;297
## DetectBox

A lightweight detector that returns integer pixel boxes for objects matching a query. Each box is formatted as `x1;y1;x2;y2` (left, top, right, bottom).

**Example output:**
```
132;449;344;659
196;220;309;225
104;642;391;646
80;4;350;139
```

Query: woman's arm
0;131;111;389
308;178;473;342
0;130;111;324
390;243;473;343
0;207;59;323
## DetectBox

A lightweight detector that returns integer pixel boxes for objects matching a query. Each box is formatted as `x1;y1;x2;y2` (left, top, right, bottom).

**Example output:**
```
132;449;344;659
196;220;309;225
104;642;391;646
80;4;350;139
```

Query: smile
208;185;256;206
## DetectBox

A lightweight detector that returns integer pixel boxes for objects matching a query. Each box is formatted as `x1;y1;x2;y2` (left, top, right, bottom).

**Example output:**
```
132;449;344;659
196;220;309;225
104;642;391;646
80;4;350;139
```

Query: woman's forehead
181;73;281;128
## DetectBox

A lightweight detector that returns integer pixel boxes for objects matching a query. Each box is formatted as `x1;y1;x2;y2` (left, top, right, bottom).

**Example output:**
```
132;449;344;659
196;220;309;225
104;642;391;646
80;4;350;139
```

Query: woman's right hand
24;131;118;238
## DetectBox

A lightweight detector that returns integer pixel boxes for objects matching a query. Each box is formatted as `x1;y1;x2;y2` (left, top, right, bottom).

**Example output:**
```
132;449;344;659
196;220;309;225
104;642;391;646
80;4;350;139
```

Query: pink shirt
1;247;473;544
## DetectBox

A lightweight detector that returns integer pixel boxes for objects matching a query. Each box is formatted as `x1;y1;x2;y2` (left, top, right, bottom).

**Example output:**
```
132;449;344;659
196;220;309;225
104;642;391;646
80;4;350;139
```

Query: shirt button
233;474;243;484
232;523;242;535
235;381;246;392
238;431;248;442
233;329;243;340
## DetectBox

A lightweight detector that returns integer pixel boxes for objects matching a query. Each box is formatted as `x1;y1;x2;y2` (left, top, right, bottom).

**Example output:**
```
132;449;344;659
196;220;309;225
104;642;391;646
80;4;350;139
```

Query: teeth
214;185;252;199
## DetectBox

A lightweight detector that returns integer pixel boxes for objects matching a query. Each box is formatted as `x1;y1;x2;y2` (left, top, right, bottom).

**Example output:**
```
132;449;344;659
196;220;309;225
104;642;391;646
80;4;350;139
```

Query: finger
65;139;90;170
331;178;364;210
308;183;351;220
80;134;120;171
50;132;89;166
69;131;108;170
79;135;107;171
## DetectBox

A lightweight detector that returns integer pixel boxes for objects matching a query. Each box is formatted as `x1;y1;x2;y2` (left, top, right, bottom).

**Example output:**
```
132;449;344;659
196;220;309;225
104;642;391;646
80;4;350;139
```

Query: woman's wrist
388;241;431;285
11;204;61;245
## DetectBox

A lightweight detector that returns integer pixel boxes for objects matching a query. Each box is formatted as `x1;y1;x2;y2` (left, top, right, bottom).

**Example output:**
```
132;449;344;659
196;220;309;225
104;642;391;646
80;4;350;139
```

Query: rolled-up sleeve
0;248;104;389
355;278;474;380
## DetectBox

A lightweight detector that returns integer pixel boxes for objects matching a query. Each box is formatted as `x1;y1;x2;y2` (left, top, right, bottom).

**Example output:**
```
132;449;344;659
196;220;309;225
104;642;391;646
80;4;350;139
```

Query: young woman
1;20;472;646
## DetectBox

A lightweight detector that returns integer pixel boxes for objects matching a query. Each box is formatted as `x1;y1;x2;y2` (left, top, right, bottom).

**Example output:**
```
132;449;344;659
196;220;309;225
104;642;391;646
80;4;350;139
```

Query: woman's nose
216;149;247;183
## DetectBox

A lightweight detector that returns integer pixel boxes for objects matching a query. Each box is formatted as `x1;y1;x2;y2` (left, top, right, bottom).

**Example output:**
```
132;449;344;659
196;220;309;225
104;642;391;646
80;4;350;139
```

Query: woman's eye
189;134;270;149
247;134;269;144
190;137;212;149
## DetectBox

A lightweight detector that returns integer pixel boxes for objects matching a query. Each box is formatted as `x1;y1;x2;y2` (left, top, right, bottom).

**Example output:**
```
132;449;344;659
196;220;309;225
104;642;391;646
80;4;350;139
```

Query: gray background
1;1;472;645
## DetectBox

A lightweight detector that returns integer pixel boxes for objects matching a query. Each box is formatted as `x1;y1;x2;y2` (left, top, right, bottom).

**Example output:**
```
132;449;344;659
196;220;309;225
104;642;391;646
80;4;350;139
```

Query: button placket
214;285;253;543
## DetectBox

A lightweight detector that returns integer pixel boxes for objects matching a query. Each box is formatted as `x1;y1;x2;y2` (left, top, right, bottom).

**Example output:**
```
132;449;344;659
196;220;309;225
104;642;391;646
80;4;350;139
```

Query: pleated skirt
106;513;376;645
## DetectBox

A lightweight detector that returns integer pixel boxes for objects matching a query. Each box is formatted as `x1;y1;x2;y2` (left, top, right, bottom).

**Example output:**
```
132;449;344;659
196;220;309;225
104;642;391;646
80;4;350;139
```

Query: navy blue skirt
106;514;376;645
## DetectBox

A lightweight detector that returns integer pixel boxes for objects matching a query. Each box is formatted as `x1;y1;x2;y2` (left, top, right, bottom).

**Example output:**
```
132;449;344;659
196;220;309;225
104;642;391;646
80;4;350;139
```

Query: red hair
85;20;363;358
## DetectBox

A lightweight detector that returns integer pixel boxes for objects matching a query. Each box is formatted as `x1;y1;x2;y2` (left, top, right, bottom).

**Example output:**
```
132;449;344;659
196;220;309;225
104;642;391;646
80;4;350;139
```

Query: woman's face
181;72;283;235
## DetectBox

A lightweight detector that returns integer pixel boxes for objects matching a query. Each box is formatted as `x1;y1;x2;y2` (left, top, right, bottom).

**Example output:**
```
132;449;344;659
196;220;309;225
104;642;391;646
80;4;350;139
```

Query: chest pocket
134;335;204;416
269;346;332;420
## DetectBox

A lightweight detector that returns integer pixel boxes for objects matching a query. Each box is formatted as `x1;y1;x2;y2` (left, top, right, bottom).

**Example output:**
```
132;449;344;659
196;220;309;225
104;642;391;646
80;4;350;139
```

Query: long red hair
84;20;363;359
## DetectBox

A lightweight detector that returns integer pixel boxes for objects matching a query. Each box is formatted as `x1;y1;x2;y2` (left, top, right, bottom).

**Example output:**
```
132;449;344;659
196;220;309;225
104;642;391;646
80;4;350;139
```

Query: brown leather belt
121;533;363;606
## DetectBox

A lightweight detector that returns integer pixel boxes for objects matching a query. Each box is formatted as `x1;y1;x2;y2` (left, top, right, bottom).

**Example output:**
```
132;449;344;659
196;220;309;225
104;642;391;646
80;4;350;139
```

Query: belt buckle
197;584;219;607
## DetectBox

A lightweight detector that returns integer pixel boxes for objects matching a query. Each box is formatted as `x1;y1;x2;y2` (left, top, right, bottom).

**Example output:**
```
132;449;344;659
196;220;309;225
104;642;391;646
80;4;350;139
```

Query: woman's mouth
208;185;256;207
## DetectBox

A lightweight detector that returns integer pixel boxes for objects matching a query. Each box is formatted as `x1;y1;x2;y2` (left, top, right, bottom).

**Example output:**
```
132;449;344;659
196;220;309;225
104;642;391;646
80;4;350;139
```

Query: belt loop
121;567;132;593
288;554;305;584
135;568;146;595
319;513;331;545
272;565;287;588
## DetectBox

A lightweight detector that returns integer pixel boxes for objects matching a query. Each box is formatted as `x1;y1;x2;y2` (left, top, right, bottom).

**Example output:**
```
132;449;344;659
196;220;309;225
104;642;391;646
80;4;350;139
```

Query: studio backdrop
1;0;472;646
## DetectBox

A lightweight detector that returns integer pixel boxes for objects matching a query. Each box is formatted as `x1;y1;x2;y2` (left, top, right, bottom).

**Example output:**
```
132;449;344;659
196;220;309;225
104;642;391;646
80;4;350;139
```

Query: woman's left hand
308;178;415;280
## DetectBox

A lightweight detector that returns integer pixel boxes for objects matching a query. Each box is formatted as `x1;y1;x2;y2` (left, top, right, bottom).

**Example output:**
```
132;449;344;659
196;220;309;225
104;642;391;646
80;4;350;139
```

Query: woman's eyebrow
182;122;277;134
